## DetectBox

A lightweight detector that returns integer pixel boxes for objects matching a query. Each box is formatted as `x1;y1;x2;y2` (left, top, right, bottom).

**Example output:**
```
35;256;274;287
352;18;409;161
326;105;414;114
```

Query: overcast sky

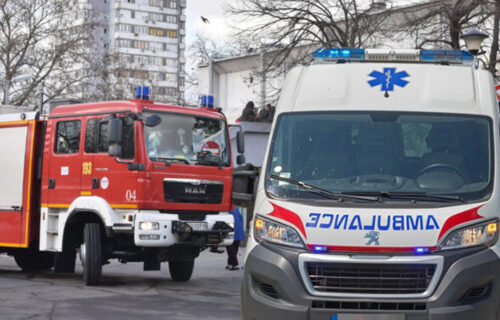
186;0;232;44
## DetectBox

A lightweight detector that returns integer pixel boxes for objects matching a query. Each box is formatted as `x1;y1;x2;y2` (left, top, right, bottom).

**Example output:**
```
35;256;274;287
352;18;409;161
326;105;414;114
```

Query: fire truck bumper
134;211;234;247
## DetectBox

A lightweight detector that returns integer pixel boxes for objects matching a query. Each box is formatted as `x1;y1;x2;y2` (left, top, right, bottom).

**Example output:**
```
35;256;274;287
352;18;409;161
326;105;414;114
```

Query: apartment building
72;0;186;104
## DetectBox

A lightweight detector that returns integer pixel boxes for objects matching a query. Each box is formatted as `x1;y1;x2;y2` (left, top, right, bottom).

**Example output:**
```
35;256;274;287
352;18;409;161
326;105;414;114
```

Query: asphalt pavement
0;249;244;320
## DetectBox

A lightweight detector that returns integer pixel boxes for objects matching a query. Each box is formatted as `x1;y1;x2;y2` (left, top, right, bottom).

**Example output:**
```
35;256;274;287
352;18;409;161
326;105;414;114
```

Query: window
132;70;149;79
117;24;132;32
100;119;135;158
165;15;177;23
166;30;177;38
121;118;135;159
116;39;131;47
149;27;164;36
85;119;98;153
135;40;148;49
98;122;109;153
134;25;148;34
149;0;163;7
168;0;177;8
149;12;163;22
165;58;177;67
266;112;493;202
165;73;177;82
55;120;81;154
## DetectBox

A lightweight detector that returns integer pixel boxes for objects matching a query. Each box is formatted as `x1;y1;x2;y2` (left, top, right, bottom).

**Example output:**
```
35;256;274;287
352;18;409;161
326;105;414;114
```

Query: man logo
364;231;380;246
185;186;206;195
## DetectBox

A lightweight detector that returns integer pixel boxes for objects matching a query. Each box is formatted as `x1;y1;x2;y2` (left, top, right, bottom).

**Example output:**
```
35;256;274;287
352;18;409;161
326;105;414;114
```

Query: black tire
169;259;194;281
54;250;76;273
82;223;102;286
13;245;53;272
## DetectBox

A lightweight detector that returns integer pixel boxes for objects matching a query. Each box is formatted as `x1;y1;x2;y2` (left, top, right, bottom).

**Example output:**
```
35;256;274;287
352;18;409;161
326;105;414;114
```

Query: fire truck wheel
82;223;102;286
168;259;194;281
13;248;53;272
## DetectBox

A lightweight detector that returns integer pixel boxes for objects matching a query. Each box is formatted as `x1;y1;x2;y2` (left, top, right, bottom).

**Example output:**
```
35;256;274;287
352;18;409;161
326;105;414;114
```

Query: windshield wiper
346;191;465;203
150;157;190;165
269;175;379;202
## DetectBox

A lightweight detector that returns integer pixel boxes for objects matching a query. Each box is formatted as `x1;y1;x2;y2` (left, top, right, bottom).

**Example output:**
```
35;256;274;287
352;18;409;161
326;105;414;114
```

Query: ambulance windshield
144;112;230;166
266;112;492;203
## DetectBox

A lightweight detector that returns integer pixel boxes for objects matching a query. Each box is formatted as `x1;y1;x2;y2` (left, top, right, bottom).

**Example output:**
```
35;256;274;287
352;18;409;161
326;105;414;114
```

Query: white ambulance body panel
242;49;500;320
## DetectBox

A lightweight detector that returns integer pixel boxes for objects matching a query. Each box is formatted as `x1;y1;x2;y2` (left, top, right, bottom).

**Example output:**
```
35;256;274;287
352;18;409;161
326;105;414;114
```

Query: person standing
226;206;245;270
237;101;257;122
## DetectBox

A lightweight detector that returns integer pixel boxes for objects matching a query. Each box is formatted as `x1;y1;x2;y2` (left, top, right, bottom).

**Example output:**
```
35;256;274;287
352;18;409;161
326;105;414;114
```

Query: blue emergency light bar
420;50;474;63
200;94;214;108
312;48;474;64
313;48;365;60
136;86;150;100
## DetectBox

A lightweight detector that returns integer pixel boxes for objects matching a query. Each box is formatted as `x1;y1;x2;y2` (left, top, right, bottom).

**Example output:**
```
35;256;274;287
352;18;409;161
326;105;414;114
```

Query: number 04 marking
126;190;136;201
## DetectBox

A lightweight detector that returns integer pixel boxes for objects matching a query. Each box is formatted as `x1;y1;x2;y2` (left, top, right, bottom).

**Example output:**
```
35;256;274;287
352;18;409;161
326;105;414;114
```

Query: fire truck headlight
139;222;160;231
253;216;305;249
440;220;498;250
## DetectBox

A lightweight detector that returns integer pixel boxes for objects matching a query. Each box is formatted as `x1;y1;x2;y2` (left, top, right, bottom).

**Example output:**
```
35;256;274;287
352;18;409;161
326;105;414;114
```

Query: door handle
48;178;55;189
92;178;99;189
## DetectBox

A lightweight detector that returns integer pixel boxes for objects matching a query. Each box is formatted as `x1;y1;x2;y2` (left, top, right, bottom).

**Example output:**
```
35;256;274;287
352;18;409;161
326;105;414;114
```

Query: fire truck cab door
46;119;83;208
85;117;138;207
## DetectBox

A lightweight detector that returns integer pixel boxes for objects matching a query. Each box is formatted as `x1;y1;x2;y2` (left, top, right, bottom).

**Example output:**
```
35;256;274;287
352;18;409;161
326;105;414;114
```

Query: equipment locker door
45;119;83;207
0;123;31;246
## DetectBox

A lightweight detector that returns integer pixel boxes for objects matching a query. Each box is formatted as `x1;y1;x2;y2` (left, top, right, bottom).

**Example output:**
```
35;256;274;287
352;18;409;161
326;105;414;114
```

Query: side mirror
145;114;162;127
237;154;246;165
108;118;122;157
236;131;245;154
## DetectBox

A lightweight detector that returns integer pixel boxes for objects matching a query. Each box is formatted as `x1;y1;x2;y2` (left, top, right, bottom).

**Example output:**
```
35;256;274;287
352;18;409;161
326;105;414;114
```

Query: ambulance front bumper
242;242;500;320
133;211;234;247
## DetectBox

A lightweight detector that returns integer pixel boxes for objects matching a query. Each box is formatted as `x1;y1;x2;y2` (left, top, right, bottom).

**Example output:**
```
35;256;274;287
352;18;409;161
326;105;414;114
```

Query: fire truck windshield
144;112;230;167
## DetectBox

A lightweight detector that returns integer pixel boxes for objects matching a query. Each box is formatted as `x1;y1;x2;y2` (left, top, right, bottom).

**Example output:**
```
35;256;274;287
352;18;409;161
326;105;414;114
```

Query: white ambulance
242;48;500;320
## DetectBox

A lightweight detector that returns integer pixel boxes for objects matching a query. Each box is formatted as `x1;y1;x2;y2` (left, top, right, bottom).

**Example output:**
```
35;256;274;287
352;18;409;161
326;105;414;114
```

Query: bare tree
487;0;499;77
226;0;394;70
0;0;101;107
398;0;493;50
185;33;245;105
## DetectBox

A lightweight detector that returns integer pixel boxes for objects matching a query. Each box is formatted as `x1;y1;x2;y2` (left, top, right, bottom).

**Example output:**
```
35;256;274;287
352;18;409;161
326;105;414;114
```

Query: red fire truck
0;88;246;285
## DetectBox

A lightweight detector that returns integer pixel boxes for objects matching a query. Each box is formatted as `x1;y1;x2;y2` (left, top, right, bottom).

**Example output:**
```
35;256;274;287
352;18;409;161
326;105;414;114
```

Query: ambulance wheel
81;223;102;286
169;259;194;281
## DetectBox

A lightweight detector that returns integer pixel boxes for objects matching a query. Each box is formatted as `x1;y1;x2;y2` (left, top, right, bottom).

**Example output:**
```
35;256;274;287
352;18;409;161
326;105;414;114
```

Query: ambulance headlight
139;222;159;231
253;216;305;248
440;220;498;250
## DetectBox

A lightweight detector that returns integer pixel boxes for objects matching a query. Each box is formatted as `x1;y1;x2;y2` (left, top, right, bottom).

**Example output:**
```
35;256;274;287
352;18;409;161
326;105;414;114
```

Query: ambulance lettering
305;213;440;231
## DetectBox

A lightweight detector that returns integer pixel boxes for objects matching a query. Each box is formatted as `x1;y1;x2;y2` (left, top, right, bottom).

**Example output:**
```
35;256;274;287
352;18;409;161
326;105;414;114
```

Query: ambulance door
45;119;83;207
90;117;138;208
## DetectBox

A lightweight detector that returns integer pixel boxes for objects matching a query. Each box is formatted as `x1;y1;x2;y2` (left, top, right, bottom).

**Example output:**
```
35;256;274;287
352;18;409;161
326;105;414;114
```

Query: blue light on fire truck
136;86;150;100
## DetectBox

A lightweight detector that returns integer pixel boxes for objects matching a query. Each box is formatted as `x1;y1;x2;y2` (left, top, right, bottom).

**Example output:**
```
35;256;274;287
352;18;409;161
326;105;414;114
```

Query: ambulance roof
277;49;497;118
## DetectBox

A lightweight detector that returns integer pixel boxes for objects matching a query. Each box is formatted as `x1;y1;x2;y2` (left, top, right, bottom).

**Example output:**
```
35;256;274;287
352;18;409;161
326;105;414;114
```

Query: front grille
312;300;426;311
306;262;436;295
163;179;223;204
